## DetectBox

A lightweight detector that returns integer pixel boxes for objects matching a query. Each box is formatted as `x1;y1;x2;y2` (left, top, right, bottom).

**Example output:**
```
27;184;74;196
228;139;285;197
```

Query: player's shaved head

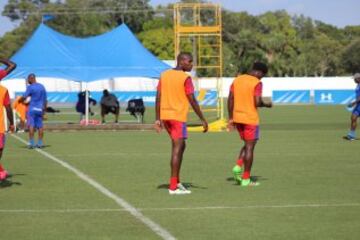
27;73;36;84
250;62;268;79
176;52;193;72
354;73;360;83
177;52;192;62
252;62;268;75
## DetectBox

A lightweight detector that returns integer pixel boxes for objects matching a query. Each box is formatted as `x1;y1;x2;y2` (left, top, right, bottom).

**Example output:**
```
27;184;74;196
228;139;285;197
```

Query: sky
1;0;359;36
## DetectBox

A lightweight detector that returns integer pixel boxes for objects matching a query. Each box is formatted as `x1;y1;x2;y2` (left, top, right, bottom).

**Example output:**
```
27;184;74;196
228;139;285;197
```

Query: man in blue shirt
344;73;360;140
21;74;47;148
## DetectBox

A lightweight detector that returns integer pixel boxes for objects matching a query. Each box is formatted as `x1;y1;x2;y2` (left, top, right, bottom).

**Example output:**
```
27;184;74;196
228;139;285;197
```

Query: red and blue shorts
0;133;6;150
235;123;259;141
163;120;188;140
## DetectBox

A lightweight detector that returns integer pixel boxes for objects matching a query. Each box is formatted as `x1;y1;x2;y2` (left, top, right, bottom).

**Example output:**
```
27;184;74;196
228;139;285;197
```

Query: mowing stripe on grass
4;152;168;158
54;152;168;157
11;134;176;240
0;209;130;213
1;202;360;214
142;203;360;211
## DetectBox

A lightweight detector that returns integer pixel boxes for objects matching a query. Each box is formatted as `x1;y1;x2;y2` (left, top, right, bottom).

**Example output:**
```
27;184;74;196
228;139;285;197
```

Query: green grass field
1;105;359;240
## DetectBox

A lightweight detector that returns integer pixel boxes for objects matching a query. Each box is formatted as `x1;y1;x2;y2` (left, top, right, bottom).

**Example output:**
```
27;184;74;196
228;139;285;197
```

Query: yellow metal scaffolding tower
174;2;226;131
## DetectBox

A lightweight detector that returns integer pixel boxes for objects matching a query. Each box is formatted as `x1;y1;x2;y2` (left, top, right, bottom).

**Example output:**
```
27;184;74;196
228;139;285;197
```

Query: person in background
76;91;97;120
13;96;28;132
344;73;360;140
100;89;120;124
20;74;47;148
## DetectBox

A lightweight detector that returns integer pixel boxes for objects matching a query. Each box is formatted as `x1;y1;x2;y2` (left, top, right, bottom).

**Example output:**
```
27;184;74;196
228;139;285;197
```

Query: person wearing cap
344;73;360;140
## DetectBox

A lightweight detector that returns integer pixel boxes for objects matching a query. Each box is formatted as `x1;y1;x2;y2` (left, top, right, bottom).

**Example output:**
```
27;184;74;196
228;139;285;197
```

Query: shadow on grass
6;173;26;178
19;145;51;149
0;179;22;188
157;182;208;190
261;122;346;131
0;173;25;188
226;175;268;185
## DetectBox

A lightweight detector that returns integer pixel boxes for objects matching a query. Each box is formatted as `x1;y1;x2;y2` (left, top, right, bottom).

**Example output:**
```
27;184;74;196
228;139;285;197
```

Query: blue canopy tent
4;23;171;124
6;23;170;81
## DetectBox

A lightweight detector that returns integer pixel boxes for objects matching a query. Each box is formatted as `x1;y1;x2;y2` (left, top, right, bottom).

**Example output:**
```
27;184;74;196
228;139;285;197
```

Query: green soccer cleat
232;165;242;183
241;178;260;187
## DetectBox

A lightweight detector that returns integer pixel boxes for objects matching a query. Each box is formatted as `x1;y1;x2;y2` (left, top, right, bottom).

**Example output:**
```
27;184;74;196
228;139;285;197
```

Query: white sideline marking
1;203;359;214
11;134;176;240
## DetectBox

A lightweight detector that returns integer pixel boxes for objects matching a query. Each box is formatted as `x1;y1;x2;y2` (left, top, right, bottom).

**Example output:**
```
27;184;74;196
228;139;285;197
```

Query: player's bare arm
0;59;17;74
154;90;162;132
348;96;360;107
255;95;272;108
187;94;208;132
227;91;235;130
5;105;14;133
43;100;48;113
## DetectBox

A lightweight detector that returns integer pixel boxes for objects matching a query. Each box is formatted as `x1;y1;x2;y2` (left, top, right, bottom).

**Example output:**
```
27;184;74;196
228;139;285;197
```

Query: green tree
222;43;238;76
293;15;316;39
343;26;360;42
222;11;264;74
341;39;360;74
46;0;112;37
257;11;298;76
3;0;50;21
142;16;172;31
138;27;174;59
0;14;40;59
102;0;154;33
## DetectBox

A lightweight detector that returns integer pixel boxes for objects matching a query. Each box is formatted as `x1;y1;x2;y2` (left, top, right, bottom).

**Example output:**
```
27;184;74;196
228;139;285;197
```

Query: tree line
1;0;359;77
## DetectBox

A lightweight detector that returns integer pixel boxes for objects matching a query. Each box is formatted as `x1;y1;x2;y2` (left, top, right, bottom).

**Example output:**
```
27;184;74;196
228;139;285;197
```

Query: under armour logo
320;93;333;102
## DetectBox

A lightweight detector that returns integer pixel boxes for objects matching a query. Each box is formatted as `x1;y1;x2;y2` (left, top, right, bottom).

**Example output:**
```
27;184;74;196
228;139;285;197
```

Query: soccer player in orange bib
13;96;28;132
155;52;208;195
228;62;272;187
0;58;16;181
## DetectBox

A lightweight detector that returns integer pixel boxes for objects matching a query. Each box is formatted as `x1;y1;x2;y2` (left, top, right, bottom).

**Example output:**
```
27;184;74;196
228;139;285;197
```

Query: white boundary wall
199;77;356;97
2;76;356;98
